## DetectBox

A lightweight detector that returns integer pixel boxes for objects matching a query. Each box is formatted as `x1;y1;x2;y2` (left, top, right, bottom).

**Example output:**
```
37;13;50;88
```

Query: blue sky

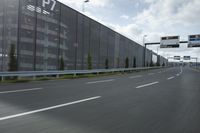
58;0;200;62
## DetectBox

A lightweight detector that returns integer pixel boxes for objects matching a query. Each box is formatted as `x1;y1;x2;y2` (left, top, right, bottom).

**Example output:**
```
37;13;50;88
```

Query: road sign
174;56;181;60
188;34;200;48
183;56;190;60
160;36;180;48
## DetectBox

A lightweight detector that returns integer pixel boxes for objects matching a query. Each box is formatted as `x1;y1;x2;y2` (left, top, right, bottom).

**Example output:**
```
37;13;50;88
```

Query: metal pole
143;35;147;67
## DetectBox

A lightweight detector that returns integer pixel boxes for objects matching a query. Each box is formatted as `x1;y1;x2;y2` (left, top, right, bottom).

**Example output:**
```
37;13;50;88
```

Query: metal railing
0;66;165;81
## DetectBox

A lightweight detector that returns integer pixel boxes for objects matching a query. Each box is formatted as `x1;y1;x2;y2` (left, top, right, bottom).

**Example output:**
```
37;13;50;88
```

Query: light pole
143;35;147;67
82;0;89;12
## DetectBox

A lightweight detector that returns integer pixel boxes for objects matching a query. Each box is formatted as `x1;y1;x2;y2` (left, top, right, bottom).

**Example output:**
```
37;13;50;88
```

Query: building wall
0;0;19;71
0;0;167;71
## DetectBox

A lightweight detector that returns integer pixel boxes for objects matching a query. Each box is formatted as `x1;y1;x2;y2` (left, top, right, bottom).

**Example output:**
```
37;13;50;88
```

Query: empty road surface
0;67;200;133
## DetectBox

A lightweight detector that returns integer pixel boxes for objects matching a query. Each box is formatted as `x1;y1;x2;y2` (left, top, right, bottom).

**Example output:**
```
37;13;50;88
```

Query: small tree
117;57;120;68
146;62;149;67
8;44;17;71
87;52;92;70
125;57;129;68
150;60;154;67
59;56;64;70
133;57;136;68
105;58;109;69
156;61;160;66
162;62;165;67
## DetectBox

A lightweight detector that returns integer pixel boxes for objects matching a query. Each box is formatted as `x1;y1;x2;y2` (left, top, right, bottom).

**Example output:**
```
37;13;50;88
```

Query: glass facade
0;0;167;71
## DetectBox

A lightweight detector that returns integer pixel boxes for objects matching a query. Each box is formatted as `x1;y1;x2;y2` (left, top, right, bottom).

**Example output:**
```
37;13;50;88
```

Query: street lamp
82;0;89;12
143;35;147;67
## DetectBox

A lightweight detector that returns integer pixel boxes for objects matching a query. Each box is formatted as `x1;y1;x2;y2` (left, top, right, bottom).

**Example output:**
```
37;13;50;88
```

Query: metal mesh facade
0;0;168;71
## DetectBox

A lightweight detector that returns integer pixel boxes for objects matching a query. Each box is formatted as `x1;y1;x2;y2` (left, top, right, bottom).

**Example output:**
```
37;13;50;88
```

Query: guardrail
0;66;165;81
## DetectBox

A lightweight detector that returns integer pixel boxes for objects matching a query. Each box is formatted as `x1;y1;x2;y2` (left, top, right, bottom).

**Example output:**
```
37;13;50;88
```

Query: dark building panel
90;20;100;69
0;0;4;71
76;14;84;70
60;5;77;70
35;0;60;71
18;0;35;71
108;30;115;68
82;16;90;69
119;36;125;68
114;33;120;68
99;26;108;69
0;0;19;71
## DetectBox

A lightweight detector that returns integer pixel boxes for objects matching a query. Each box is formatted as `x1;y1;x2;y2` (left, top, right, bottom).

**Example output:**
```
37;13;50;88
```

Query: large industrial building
0;0;168;71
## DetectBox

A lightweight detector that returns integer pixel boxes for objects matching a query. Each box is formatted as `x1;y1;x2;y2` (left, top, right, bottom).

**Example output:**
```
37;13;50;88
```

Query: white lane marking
0;88;43;94
176;74;180;76
129;75;142;79
136;81;159;89
167;76;174;80
0;96;101;121
148;73;155;75
86;79;115;84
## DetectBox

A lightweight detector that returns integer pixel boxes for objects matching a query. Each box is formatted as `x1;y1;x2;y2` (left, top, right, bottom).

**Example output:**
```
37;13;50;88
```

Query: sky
58;0;200;62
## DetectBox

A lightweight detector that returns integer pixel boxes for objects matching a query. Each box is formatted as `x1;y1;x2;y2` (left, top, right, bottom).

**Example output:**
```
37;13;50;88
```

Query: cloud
58;0;112;11
133;0;200;32
120;15;130;19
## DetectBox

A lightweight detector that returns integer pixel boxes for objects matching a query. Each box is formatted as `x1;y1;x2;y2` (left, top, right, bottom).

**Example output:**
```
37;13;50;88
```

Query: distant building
0;0;167;71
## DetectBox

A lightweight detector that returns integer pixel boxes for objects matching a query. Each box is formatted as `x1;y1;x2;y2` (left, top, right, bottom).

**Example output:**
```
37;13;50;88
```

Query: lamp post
82;0;89;12
143;35;147;67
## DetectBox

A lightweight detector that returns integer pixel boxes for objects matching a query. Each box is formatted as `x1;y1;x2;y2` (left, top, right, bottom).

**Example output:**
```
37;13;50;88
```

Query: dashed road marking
0;96;101;121
86;79;115;84
129;75;142;79
136;81;159;89
167;76;174;80
0;88;43;94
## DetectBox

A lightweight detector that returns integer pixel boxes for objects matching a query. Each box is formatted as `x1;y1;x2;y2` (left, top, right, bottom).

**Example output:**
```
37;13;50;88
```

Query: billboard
160;36;180;48
188;34;200;48
174;56;181;60
183;56;190;60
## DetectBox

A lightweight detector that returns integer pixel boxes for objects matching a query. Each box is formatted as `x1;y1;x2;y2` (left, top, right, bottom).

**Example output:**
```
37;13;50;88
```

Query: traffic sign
160;36;180;48
183;56;190;60
174;56;181;60
188;34;200;47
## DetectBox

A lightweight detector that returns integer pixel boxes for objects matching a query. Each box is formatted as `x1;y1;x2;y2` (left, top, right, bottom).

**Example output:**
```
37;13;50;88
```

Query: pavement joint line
86;79;115;84
0;96;101;121
136;81;159;89
129;75;142;79
0;88;43;94
167;76;174;80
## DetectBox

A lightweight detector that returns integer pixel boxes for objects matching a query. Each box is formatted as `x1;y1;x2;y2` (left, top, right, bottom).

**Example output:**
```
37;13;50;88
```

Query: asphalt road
0;66;200;133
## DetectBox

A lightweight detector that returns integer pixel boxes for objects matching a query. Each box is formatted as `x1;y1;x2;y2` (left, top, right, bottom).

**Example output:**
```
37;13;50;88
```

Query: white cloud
58;0;111;11
120;15;130;19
